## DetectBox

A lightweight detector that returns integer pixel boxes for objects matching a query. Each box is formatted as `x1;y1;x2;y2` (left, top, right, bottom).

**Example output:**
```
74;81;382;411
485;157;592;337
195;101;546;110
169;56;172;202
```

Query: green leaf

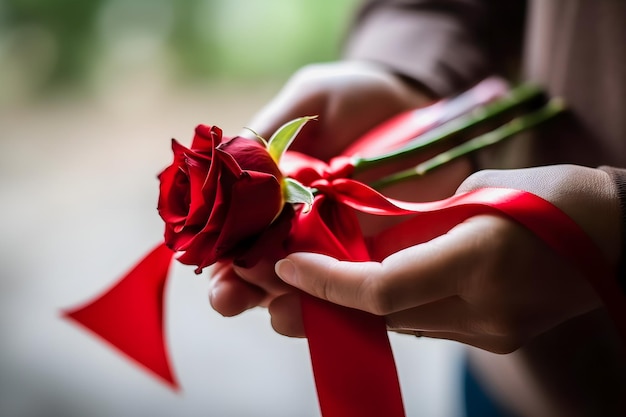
267;116;317;163
283;177;314;211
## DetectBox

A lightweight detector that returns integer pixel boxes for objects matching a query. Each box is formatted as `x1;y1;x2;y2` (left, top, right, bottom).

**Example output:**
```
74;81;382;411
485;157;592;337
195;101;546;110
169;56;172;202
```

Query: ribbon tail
302;295;405;417
292;197;406;417
63;243;178;389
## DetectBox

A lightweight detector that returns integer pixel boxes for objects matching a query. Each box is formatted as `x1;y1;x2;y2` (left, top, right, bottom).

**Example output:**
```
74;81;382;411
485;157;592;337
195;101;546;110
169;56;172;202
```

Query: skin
271;165;621;353
210;60;440;316
238;61;435;161
207;61;625;415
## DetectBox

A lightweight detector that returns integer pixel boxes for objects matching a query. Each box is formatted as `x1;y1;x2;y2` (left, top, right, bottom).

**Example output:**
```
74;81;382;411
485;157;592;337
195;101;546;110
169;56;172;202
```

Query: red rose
157;124;285;272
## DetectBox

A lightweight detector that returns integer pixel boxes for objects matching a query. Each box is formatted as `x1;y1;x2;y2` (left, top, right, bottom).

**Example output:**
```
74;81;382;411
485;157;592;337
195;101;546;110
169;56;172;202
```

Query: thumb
275;253;383;311
276;228;471;315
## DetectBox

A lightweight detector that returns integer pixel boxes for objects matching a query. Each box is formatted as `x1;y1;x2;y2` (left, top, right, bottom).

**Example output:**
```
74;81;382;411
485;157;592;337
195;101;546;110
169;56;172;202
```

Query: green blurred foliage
0;0;359;96
1;0;105;89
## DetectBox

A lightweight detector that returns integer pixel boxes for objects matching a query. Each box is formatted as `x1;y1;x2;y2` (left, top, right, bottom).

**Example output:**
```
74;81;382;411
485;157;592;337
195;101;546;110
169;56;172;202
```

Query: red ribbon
288;194;405;417
63;183;626;415
278;156;626;417
63;78;626;414
64;243;178;389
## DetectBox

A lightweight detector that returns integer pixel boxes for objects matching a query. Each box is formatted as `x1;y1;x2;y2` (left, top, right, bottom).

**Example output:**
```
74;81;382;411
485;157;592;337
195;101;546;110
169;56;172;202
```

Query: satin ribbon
64;180;626;415
288;194;405;417
63;77;626;415
278;156;626;417
64;242;178;388
64;77;510;394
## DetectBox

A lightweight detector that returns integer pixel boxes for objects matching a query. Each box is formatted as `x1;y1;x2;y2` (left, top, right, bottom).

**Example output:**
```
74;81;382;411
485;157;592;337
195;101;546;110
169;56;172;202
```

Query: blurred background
0;0;465;416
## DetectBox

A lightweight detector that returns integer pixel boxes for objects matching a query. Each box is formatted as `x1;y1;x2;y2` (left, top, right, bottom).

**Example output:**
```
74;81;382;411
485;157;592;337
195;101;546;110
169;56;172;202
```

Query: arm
344;0;490;97
344;0;526;96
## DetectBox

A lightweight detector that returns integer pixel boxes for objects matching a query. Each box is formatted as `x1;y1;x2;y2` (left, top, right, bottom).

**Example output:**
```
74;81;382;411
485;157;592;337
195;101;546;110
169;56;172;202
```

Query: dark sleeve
342;0;526;97
600;166;626;295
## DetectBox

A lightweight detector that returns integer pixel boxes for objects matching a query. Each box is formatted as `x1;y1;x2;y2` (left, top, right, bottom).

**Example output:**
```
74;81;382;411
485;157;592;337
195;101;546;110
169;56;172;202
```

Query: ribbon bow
278;152;626;417
64;99;626;417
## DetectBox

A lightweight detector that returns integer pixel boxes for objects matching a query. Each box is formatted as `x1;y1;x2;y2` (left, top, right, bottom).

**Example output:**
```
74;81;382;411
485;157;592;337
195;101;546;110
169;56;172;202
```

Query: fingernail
275;259;297;284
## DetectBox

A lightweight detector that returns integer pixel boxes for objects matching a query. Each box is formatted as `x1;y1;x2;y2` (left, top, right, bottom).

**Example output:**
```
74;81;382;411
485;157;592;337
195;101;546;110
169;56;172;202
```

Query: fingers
233;258;292;298
275;231;470;315
386;296;527;353
275;254;385;313
459;166;622;265
386;296;473;333
238;70;323;142
268;293;305;338
410;331;520;354
209;256;294;315
209;264;267;316
240;96;320;142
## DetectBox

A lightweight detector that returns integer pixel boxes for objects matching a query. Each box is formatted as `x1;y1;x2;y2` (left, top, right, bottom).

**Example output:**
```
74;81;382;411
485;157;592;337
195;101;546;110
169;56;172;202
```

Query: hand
240;61;434;161
210;60;435;317
209;260;291;317
271;165;621;353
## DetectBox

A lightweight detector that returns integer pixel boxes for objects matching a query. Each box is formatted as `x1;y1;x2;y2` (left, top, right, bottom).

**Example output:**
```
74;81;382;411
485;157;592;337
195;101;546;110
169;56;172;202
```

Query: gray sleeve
342;0;526;97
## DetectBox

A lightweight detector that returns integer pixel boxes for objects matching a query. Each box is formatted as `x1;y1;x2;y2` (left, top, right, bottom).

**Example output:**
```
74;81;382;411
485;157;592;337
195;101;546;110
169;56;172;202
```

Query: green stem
352;83;545;174
369;98;566;190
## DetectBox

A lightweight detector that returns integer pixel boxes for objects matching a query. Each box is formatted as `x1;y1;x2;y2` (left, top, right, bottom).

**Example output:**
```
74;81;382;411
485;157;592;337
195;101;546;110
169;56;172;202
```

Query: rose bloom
157;125;285;272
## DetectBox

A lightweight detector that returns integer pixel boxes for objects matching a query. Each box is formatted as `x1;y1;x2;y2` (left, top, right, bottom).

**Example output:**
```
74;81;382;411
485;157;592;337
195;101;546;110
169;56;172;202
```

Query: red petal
212;172;283;256
192;125;223;153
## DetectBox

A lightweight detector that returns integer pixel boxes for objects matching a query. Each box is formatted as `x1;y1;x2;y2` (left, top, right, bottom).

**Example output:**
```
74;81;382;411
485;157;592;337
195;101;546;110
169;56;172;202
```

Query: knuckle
363;274;395;316
329;261;394;315
316;260;342;302
459;169;498;192
268;296;305;338
290;64;326;86
317;273;335;303
319;260;398;316
462;217;520;294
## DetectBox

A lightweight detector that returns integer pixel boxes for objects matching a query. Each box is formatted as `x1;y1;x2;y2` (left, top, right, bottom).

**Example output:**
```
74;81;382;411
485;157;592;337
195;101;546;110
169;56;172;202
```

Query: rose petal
192;125;223;154
212;172;283;256
218;137;283;180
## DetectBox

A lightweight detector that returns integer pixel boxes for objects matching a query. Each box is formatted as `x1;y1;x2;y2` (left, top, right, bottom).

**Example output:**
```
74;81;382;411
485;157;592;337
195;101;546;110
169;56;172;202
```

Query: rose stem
352;83;545;174
368;98;566;190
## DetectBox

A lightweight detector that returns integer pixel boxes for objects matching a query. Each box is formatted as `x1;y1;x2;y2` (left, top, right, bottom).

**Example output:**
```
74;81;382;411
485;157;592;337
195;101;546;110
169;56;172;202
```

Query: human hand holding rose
209;75;560;322
210;61;473;319
270;165;620;352
66;80;620;417
156;123;305;316
239;61;433;161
